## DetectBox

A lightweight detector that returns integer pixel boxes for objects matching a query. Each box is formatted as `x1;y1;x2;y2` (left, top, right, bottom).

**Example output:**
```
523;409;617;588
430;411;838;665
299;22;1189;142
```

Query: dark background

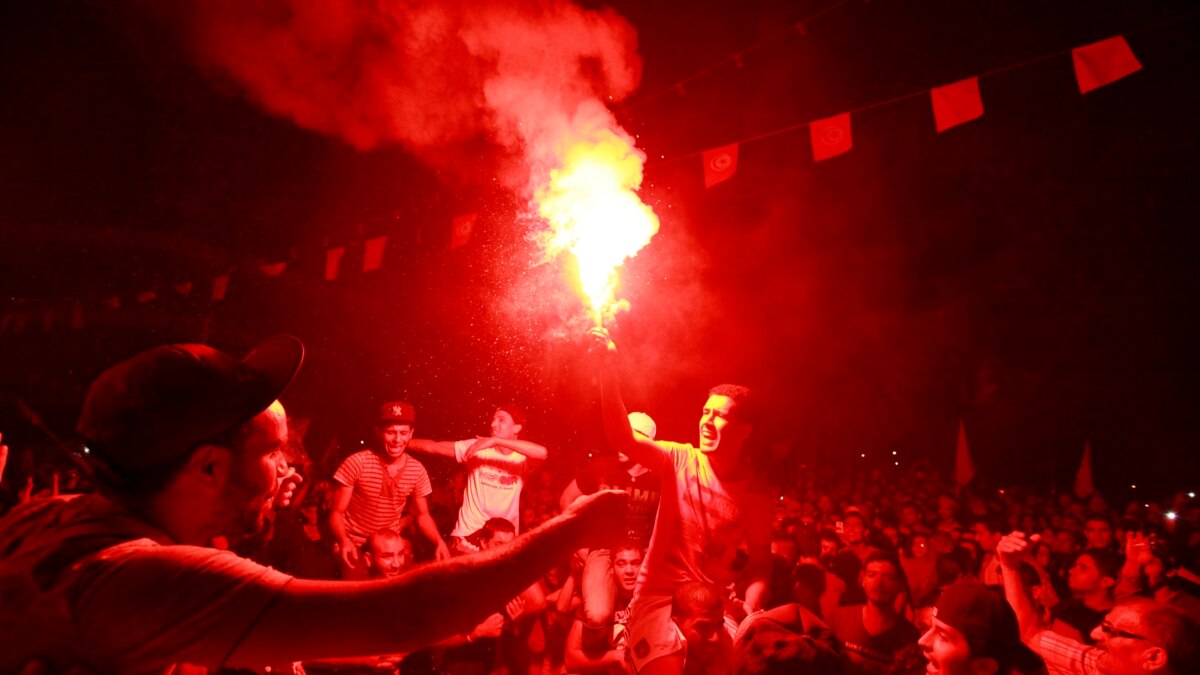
1;0;1197;499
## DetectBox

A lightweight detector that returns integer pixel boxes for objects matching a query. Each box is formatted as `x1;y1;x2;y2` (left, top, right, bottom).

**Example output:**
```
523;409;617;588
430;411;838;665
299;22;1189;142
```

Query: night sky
1;0;1198;499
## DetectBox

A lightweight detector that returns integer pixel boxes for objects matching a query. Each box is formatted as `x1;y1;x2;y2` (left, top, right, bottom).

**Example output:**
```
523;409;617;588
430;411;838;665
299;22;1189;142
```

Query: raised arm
995;532;1046;644
407;438;459;459
589;328;667;470
227;489;628;667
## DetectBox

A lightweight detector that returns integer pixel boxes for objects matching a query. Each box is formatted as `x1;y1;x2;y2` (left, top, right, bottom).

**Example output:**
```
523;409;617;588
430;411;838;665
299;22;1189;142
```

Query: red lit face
379;423;414;461
918;616;974;675
367;536;411;578
862;560;902;605
491;410;522;440
613;547;643;594
218;401;290;540
698;394;744;454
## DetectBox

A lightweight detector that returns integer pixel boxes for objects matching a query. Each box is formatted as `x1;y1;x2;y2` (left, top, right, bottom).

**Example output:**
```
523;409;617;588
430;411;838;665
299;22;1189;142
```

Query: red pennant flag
173;281;193;297
362;236;388;272
450;214;476;250
1073;441;1095;498
702;143;739;188
212;274;230;301
325;246;345;281
104;296;121;310
931;77;984;133
1073;35;1142;94
954;420;975;487
260;261;287;277
70;302;85;330
810;112;853;161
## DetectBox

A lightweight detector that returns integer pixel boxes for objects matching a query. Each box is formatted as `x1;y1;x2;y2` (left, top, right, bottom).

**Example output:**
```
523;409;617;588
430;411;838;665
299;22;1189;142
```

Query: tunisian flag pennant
1073;35;1142;94
325;246;345;281
450;214;476;249
931;77;984;133
954;420;976;487
362;236;388;272
810;112;852;161
1073;441;1096;498
212;274;230;302
702;143;739;188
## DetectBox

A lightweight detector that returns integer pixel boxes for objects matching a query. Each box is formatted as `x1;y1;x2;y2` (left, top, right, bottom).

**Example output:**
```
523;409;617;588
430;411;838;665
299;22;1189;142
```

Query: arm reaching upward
589;328;667;470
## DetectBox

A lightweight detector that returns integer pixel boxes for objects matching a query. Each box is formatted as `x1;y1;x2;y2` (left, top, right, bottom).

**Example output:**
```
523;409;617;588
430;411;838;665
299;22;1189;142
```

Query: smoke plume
181;0;642;193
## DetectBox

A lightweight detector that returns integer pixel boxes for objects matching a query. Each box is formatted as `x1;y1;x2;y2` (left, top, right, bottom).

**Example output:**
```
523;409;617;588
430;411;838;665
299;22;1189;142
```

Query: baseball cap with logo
379;401;416;425
78;335;304;481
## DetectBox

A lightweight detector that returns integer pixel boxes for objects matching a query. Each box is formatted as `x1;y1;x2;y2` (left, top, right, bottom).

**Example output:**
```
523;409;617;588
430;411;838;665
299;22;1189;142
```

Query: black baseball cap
77;335;303;478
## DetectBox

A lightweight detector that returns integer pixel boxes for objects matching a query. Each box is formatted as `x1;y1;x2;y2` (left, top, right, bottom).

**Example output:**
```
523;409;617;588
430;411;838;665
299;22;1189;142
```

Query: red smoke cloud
182;0;642;192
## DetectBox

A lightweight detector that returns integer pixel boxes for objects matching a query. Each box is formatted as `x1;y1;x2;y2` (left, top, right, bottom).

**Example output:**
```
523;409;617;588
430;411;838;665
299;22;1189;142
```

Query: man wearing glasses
996;532;1199;675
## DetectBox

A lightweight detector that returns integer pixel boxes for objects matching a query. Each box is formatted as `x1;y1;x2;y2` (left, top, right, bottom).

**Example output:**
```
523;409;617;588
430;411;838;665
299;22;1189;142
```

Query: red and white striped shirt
333;450;432;542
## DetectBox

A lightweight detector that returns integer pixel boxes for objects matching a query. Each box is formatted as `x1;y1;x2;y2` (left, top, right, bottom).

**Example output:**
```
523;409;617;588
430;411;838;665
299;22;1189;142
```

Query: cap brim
242;335;304;411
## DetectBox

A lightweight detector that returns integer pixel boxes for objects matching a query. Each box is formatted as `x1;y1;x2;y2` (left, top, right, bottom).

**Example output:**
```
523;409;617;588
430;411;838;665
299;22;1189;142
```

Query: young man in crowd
997;531;1200;675
1083;514;1117;553
917;579;1044;675
1051;548;1119;643
0;337;627;672
589;327;773;675
671;582;734;675
410;405;547;553
827;551;920;674
563;542;645;673
363;528;415;579
560;411;663;653
330;401;450;579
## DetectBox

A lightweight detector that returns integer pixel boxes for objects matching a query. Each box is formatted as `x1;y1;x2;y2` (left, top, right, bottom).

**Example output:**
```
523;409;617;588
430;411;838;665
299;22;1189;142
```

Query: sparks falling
533;125;659;325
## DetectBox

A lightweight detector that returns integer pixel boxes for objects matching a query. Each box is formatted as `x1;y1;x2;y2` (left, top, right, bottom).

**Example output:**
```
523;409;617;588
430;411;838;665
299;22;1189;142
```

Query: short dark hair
474;517;517;545
863;550;908;591
707;383;756;424
495;404;527;427
1078;548;1121;580
672;581;723;619
1137;600;1200;672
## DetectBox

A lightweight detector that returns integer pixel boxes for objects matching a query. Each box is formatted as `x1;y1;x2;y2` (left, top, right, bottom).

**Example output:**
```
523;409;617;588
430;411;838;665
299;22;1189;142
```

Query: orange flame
534;125;659;325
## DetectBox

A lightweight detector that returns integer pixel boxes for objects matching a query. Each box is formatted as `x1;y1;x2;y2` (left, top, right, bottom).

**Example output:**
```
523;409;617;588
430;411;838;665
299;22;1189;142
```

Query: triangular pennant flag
1073;441;1095;498
810;112;853;161
260;261;287;277
325;246;346;281
450;214;477;250
931;77;984;133
1073;35;1142;94
212;274;230;301
70;302;85;330
42;309;55;332
702;143;739;188
363;236;388;272
954;419;975;487
104;296;121;310
173;281;193;297
136;290;157;304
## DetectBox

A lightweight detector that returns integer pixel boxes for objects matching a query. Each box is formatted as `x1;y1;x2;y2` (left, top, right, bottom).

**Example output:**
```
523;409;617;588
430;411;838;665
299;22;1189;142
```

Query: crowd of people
0;331;1198;674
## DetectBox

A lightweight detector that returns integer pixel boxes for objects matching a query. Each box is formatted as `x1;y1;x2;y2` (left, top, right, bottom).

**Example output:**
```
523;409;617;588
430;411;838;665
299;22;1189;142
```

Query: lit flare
534;126;659;324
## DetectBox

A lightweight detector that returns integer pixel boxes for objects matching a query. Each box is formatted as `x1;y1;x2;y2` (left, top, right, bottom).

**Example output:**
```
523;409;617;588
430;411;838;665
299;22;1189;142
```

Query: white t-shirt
451;439;528;537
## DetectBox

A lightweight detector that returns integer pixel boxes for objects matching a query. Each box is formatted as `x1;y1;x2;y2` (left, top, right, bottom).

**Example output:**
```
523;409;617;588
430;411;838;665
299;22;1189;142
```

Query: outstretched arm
407;439;459;459
227;490;629;667
589;328;667;470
